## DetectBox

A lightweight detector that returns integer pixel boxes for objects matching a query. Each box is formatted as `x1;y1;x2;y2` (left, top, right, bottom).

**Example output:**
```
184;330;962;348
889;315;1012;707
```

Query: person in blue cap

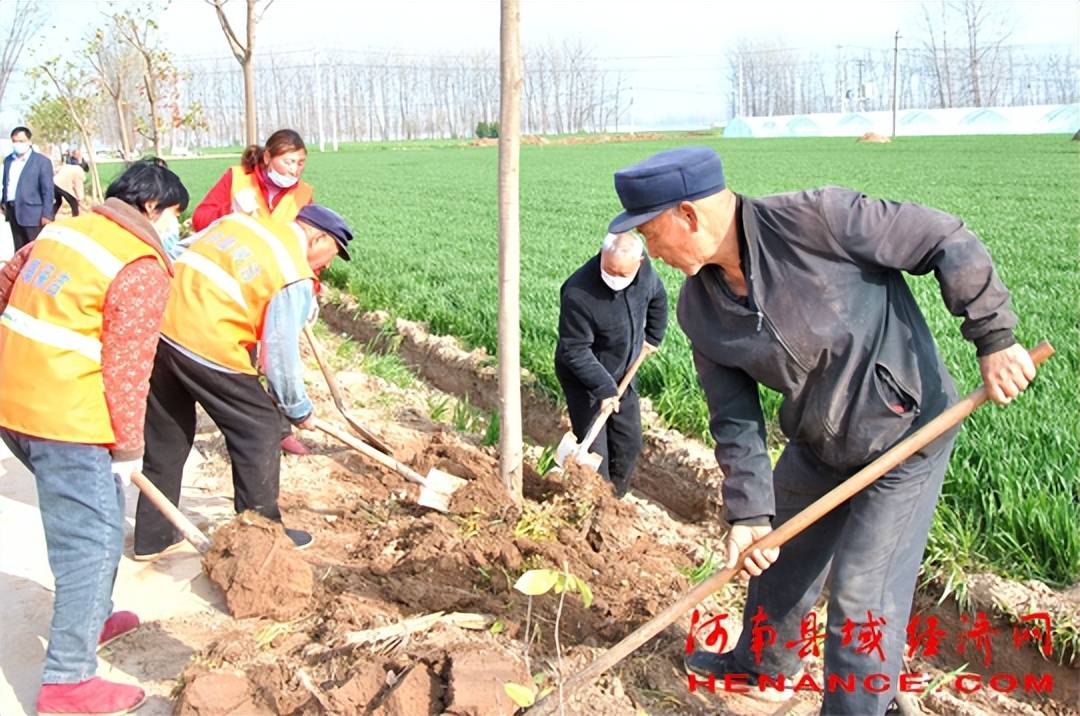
610;146;1036;715
133;204;354;559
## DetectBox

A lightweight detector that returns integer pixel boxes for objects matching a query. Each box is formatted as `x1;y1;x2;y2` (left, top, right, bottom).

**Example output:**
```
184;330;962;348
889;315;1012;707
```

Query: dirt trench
318;294;723;523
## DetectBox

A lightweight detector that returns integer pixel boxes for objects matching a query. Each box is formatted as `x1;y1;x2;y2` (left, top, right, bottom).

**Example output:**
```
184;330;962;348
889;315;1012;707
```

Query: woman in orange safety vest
0;159;188;716
190;128;316;456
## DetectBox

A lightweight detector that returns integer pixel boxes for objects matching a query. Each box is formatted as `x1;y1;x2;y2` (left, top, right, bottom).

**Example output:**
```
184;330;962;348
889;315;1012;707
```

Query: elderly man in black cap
610;146;1035;714
555;232;668;497
133;204;354;557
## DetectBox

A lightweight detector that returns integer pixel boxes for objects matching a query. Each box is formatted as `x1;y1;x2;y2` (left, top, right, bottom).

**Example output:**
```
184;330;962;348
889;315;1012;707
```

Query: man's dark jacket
555;253;668;398
677;188;1016;523
2;149;56;227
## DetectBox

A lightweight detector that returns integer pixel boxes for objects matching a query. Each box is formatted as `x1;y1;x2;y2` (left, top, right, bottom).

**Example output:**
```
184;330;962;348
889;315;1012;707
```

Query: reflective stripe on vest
175;250;249;311
228;166;313;223
0;214;162;444
0;305;103;363
160;214;315;374
41;224;124;279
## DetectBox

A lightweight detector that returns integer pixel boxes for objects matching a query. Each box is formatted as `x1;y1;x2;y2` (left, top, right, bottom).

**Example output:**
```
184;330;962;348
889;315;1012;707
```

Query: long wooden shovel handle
130;471;212;554
531;340;1054;714
576;345;652;457
315;418;432;489
303;325;393;454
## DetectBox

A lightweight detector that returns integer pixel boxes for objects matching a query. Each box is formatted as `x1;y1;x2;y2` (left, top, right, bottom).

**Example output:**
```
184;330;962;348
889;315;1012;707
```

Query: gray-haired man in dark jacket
609;146;1035;715
555;232;668;497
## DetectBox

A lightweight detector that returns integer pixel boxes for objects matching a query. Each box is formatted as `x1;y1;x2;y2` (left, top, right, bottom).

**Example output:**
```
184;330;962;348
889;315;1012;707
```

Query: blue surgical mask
11;142;30;156
267;167;298;189
154;212;182;259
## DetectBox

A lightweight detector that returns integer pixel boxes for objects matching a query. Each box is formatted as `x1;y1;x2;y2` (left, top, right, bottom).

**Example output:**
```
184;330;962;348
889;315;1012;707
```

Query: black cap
296;204;353;261
608;145;726;234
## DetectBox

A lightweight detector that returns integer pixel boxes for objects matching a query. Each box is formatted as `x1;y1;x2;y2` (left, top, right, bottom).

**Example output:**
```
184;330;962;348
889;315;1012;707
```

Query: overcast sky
4;0;1078;130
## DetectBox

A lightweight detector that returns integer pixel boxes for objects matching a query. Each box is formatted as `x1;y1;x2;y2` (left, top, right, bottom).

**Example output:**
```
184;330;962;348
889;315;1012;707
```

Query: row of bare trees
726;0;1078;117
174;42;630;147
14;1;210;202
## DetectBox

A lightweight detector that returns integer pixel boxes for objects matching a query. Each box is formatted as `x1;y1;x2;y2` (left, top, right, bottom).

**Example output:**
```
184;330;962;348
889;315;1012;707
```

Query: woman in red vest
191;129;315;455
0;159;188;715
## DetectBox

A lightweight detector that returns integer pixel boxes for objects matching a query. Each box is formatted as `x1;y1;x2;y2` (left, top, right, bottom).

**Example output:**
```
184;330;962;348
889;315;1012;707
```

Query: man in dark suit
3;126;56;251
555;232;668;497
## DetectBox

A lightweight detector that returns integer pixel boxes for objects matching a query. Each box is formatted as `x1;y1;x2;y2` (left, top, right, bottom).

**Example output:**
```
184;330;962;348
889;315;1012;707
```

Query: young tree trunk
497;0;523;503
114;96;132;160
243;57;257;144
144;73;162;158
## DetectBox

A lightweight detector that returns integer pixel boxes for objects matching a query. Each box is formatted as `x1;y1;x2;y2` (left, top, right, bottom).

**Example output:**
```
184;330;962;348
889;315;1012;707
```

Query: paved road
0;444;223;715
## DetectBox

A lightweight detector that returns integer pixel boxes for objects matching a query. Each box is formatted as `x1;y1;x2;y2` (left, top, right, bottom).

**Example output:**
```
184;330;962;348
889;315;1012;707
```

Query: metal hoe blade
554;430;603;472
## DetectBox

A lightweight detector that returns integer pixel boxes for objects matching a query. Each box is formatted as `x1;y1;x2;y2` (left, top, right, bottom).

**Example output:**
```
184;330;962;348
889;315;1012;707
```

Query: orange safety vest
0;215;165;444
229;165;313;223
160;213;315;374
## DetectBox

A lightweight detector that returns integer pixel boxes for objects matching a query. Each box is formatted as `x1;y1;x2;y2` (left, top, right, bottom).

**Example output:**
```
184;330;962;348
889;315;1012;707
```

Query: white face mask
267;167;298;188
601;267;637;292
11;142;30;156
154;211;182;258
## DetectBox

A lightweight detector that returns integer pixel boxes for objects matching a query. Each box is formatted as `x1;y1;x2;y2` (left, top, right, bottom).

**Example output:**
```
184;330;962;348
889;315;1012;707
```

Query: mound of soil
857;131;892;143
175;670;263;715
176;423;692;713
203;512;314;620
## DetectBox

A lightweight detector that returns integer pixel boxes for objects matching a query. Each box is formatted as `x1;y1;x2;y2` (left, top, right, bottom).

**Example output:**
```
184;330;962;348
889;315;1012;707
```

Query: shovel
315;418;467;513
555;344;652;471
130;471;212;554
304;325;393;455
529;341;1054;715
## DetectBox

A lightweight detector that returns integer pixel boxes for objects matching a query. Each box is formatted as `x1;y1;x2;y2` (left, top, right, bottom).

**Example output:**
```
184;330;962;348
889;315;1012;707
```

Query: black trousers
134;341;283;554
562;384;643;497
3;203;42;251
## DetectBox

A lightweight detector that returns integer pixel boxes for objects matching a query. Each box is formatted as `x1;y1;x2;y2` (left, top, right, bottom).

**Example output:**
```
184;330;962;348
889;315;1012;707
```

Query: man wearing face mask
3;126;57;251
554;232;668;497
132;205;353;559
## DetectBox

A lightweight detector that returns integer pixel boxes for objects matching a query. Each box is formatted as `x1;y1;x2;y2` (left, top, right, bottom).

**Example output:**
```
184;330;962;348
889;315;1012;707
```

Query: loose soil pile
856;131;892;143
203;512;315;621
174;415;703;714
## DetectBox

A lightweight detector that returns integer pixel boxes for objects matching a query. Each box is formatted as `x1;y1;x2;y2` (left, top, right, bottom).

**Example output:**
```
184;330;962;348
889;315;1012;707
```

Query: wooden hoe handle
576;345;652;457
315;418;430;488
130;471;212;554
530;341;1054;714
304;325;348;413
304;325;393;454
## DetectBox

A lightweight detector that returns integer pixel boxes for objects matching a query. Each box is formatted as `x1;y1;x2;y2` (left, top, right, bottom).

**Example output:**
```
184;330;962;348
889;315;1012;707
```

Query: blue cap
608;146;726;234
296;204;353;261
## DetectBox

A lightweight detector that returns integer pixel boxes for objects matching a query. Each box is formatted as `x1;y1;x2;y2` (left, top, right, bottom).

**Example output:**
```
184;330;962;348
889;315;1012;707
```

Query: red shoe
98;611;140;650
281;434;312;456
37;677;146;715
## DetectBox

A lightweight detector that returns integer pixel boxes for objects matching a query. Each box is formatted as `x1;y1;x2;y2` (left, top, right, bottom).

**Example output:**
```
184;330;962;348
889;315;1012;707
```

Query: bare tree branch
0;0;45;107
205;0;248;62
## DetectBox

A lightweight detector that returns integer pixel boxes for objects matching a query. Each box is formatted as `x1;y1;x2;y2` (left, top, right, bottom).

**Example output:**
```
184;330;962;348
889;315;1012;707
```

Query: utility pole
737;56;744;116
891;30;901;138
855;58;866;109
314;48;325;151
331;63;340;151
